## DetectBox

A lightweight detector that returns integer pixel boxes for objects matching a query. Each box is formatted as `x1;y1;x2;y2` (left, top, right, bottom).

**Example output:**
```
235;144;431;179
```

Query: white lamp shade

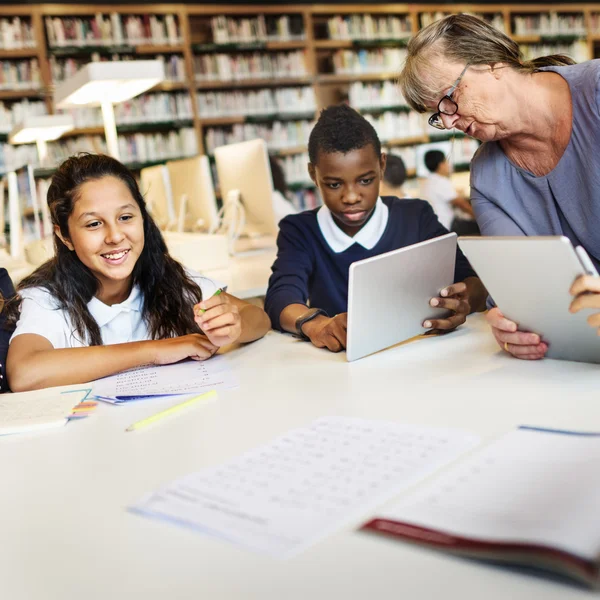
54;60;166;107
9;114;75;144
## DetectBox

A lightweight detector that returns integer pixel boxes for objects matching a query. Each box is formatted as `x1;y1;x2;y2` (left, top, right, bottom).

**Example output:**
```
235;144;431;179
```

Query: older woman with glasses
399;13;600;360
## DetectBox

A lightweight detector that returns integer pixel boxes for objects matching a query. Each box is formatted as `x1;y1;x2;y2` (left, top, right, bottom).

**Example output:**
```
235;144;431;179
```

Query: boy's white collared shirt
317;197;389;253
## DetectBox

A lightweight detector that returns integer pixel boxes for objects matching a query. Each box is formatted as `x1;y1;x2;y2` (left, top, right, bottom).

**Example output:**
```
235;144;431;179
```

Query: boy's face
309;145;386;237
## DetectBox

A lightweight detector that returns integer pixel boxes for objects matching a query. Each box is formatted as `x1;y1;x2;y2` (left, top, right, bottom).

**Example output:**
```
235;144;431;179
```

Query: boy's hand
423;283;470;331
302;313;348;352
194;293;242;347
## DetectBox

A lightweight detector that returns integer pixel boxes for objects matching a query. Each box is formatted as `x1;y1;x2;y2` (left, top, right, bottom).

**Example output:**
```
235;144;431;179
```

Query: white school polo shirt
316;197;389;253
10;271;222;349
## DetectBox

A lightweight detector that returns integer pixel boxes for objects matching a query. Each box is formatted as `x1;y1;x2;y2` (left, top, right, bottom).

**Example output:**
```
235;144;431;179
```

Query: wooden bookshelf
0;3;596;185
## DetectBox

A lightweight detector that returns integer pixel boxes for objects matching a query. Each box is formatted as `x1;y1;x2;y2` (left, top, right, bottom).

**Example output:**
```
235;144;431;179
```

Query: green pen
198;287;224;314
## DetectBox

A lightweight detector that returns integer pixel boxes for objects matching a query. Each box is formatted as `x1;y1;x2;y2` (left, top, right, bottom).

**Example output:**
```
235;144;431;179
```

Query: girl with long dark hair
6;154;270;391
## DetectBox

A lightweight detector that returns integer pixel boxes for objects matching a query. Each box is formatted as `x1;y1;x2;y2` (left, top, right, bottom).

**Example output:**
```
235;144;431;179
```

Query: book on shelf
204;120;312;155
513;13;586;36
45;13;181;49
326;14;411;41
209;14;304;44
0;59;41;90
332;48;407;75
196;86;315;119
0;99;46;133
194;50;307;82
0;17;36;50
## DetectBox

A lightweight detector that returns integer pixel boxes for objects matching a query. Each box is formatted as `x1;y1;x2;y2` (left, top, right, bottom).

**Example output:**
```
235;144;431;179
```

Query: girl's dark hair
7;153;204;346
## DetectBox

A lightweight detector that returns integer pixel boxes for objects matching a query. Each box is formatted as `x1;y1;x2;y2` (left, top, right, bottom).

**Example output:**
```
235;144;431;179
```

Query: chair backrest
140;164;174;230
166;155;218;232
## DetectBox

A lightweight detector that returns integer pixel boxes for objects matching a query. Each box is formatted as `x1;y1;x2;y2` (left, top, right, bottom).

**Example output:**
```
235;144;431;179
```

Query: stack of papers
0;386;94;436
131;417;480;557
92;357;238;404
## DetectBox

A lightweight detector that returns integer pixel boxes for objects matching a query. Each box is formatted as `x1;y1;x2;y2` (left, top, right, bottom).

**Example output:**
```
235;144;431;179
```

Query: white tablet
458;236;600;364
346;233;457;362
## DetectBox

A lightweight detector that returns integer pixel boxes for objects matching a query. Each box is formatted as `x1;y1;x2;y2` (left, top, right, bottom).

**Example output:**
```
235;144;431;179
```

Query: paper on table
92;356;238;400
0;385;92;435
130;416;480;558
370;427;600;561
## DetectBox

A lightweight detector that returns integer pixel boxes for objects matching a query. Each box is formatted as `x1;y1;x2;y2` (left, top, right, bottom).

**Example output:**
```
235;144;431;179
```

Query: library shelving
0;3;597;205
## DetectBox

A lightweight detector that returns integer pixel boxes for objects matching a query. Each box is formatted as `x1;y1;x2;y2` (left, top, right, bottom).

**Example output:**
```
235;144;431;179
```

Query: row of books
348;81;408;111
204;120;313;154
0;59;42;90
194;51;307;82
332;48;406;75
45;14;181;48
43;129;197;165
115;92;193;124
196;86;315;118
521;41;588;64
325;15;412;41
364;111;426;143
50;54;186;84
279;152;312;186
116;129;197;164
513;13;586;36
209;14;305;44
0;143;38;172
0;17;36;50
0;99;46;133
59;92;193;129
289;187;320;211
420;12;504;32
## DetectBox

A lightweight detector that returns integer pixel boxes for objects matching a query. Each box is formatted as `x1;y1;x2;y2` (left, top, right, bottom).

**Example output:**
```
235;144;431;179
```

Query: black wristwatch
295;308;328;341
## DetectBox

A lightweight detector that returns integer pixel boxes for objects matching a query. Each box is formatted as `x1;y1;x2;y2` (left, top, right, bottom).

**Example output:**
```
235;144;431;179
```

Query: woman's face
426;61;511;142
56;176;145;301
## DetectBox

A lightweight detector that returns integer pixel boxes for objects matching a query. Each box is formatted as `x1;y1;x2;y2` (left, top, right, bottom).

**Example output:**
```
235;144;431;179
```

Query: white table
1;314;599;600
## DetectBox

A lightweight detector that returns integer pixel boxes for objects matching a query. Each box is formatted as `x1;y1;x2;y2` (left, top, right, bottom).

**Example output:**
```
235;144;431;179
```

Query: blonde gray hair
399;13;575;113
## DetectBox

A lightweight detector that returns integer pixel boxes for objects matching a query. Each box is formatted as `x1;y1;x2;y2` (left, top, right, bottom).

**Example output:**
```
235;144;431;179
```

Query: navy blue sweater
265;197;476;330
0;268;15;393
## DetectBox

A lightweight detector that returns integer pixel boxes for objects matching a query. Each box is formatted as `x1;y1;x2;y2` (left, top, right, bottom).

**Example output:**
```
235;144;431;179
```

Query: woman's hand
154;334;218;365
302;313;348;352
486;307;547;360
423;282;471;331
194;293;242;346
569;275;600;334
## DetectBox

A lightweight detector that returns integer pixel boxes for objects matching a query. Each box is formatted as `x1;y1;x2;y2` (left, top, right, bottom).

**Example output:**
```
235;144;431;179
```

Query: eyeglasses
428;64;470;130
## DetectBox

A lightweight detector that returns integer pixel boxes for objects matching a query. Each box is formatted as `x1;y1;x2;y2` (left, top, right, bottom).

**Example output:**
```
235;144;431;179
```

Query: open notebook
363;426;600;588
0;386;92;435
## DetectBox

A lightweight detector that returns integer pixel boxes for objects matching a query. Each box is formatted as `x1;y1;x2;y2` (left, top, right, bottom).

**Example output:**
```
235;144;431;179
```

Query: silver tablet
346;233;457;362
458;236;600;364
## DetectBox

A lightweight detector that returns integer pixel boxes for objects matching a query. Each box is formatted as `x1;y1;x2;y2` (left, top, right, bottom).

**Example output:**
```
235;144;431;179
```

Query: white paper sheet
0;386;91;435
373;427;600;560
92;356;238;400
131;416;480;557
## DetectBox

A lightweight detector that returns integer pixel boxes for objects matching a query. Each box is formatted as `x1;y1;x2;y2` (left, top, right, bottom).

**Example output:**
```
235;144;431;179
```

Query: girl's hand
569;275;600;334
154;334;218;365
423;283;470;331
486;307;547;360
194;292;242;347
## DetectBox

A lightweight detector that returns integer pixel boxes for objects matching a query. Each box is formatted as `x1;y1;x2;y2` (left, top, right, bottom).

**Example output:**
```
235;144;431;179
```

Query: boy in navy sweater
264;104;486;352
